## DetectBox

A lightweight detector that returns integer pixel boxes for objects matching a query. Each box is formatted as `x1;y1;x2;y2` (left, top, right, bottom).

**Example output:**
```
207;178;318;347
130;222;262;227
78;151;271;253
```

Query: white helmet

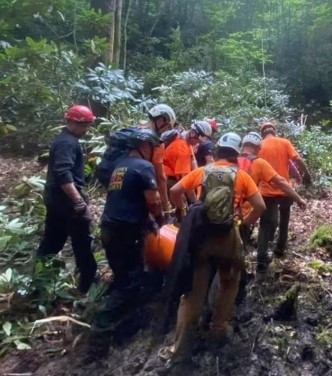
148;104;176;126
242;132;262;146
217;132;242;154
190;120;212;137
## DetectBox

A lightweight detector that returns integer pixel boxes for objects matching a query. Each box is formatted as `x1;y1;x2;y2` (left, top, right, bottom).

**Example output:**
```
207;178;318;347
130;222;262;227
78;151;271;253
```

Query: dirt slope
1;157;332;376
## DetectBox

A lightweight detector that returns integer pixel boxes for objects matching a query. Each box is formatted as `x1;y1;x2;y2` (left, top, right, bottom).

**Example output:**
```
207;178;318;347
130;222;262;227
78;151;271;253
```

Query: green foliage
294;127;332;183
74;63;145;116
154;69;294;132
0;177;46;272
309;225;332;254
316;325;332;346
0;39;83;146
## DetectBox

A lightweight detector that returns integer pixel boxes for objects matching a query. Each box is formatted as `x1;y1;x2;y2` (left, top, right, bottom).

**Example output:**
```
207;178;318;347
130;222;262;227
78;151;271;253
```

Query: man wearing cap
257;121;311;262
238;131;307;272
36;105;97;293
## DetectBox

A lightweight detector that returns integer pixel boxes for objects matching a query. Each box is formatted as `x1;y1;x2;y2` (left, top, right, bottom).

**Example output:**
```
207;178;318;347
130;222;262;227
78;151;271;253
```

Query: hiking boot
256;261;269;274
78;276;99;294
158;345;175;362
208;325;233;353
274;246;285;258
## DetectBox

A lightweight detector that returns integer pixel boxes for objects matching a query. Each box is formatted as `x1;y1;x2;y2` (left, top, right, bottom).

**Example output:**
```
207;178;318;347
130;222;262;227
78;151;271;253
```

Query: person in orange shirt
239;132;306;247
146;104;177;213
257;120;311;265
163;121;212;204
165;132;265;363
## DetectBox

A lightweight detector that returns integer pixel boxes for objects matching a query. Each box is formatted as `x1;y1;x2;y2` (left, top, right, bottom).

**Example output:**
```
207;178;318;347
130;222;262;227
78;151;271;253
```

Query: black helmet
109;126;160;148
160;129;179;143
128;127;160;148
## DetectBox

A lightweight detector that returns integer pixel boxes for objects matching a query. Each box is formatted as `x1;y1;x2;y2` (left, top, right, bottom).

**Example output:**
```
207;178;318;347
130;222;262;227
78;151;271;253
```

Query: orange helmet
65;105;95;123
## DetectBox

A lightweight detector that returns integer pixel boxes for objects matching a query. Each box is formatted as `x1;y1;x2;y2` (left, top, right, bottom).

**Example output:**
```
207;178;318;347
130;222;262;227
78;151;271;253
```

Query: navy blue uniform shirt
44;128;84;203
101;156;157;225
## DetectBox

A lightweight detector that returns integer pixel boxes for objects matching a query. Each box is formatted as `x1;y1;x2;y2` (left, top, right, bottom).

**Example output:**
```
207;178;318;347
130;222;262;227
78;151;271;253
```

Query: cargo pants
173;225;244;359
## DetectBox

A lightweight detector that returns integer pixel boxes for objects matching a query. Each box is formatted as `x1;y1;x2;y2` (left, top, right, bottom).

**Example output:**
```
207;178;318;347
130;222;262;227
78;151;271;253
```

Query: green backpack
201;165;238;227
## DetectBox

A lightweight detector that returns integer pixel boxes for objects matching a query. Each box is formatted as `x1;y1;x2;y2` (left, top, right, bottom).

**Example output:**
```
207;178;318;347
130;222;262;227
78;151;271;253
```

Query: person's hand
297;198;306;211
73;197;87;214
163;201;173;214
180;204;187;219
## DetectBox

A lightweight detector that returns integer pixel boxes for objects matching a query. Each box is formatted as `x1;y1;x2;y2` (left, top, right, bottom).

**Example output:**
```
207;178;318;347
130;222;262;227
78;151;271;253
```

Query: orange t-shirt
163;137;193;177
180;160;259;209
258;136;299;197
238;156;277;216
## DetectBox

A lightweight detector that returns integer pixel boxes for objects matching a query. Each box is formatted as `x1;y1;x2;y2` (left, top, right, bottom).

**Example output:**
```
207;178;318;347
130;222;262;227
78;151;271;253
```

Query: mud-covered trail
1;157;332;376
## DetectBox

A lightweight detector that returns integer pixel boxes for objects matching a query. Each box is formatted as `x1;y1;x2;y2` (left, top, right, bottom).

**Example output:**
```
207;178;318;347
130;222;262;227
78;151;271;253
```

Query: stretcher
144;224;178;269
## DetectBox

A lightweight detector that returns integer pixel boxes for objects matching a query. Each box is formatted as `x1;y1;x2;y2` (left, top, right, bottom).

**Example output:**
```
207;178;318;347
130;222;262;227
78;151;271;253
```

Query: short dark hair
217;146;239;163
261;126;276;138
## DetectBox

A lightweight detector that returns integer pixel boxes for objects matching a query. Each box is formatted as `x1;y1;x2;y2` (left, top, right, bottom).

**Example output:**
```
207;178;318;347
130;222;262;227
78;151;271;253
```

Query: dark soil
1;158;332;376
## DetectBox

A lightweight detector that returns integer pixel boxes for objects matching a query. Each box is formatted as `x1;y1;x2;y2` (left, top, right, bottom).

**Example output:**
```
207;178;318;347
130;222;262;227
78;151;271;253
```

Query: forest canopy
0;0;331;147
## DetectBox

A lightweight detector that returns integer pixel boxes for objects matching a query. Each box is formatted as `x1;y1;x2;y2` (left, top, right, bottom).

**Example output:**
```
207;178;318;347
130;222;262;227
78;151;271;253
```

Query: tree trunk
122;0;133;71
90;0;116;65
113;0;123;67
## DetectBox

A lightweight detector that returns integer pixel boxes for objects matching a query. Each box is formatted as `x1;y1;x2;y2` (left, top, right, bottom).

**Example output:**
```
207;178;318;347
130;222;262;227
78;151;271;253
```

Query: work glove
73;197;88;215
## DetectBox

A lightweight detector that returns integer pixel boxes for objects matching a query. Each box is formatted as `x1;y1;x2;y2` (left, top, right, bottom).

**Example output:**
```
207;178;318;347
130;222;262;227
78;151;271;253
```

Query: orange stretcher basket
144;224;178;270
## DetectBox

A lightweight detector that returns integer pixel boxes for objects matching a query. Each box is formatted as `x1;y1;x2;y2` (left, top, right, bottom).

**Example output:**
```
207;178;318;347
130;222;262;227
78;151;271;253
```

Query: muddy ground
1;157;332;376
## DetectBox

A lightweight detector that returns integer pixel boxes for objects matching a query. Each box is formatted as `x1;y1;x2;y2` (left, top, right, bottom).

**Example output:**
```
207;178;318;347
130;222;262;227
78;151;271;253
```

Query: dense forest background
1;1;332;369
0;0;331;144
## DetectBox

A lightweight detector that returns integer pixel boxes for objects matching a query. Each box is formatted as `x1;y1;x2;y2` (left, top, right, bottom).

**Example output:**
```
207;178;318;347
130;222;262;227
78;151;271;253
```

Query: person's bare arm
243;192;266;225
185;189;197;204
191;155;198;170
60;183;82;202
154;162;169;210
292;156;311;185
170;181;186;209
144;189;163;225
271;175;306;210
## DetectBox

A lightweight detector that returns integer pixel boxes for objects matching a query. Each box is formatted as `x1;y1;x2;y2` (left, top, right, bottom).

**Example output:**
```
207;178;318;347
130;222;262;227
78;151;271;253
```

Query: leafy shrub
0;38;83;148
153;70;295;132
294;126;332;184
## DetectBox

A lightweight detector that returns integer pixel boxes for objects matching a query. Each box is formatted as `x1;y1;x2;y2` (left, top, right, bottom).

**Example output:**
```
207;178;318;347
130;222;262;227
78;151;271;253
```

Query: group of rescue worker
37;103;311;365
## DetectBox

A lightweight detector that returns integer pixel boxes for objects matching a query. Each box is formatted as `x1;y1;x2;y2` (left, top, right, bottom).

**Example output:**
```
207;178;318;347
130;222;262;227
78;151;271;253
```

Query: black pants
95;223;163;333
37;202;97;292
101;222;145;286
101;223;165;310
257;196;293;264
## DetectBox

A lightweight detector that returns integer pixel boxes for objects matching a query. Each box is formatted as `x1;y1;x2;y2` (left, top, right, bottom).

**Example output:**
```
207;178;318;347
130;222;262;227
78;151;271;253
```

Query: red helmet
65;105;95;123
205;119;218;133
